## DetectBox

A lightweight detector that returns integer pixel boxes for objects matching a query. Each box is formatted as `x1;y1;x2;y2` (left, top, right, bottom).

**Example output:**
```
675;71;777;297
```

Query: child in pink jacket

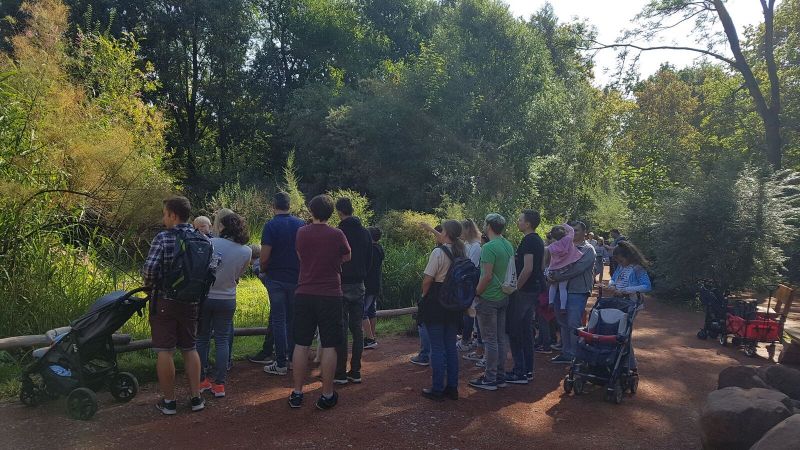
545;224;583;309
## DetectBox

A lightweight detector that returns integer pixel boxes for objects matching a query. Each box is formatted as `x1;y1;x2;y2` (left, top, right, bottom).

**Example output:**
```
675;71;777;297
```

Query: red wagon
718;296;784;357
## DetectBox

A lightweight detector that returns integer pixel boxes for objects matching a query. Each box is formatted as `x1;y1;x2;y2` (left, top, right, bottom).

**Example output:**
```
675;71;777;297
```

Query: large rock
750;415;800;450
718;366;770;390
700;387;793;450
756;365;800;400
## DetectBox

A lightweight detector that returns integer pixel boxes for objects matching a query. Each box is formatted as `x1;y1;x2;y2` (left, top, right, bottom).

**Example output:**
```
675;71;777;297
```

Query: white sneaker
263;362;288;375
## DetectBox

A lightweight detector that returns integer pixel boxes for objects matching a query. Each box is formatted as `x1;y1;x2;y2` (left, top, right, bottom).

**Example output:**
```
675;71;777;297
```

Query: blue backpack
438;246;480;312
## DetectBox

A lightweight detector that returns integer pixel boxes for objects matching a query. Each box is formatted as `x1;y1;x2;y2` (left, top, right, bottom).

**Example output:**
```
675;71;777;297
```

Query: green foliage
380;241;429;309
377;210;439;249
206;182;271;235
280;151;309;220
326;188;373;227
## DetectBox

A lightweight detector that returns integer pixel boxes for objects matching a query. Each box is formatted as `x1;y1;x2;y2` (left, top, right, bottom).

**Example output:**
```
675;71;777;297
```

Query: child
363;227;384;349
545;224;583;311
594;237;609;283
193;216;213;237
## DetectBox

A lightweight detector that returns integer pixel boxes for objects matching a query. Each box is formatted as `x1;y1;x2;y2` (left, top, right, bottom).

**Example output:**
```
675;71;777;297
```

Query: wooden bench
773;284;800;364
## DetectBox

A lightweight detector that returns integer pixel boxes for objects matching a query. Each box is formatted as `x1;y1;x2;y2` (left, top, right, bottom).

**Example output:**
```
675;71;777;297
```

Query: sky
503;0;774;86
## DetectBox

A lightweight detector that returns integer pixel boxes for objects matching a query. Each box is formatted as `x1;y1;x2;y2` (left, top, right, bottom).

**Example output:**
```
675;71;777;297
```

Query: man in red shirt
289;194;351;410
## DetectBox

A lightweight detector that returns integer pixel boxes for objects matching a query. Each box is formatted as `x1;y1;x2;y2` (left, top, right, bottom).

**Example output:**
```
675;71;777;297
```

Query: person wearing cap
468;213;515;391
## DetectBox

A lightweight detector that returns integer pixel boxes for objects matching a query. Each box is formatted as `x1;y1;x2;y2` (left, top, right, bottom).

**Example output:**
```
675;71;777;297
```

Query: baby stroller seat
19;287;149;420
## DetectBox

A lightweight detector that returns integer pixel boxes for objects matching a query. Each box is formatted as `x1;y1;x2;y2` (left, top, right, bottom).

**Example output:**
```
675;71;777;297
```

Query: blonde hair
193;215;211;227
461;219;481;243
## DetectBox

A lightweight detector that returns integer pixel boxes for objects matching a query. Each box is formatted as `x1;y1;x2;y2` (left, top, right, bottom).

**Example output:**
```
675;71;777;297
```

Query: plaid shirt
141;223;212;301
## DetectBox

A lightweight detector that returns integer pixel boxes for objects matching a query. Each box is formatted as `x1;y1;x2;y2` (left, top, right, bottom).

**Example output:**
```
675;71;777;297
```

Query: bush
326;188;374;227
377;210;439;248
380;241;429;309
206;181;271;237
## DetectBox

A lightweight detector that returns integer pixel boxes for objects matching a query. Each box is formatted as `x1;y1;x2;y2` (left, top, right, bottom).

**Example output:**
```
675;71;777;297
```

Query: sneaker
211;383;225;398
550;354;572;364
288;391;303;408
475;358;487;368
155;399;177;415
247;352;274;365
263;362;288;376
550;343;563;351
526;372;534;381
421;387;445;402
468;376;498;391
347;371;362;384
316;392;338;410
198;378;212;394
333;376;349;385
505;373;529;385
463;351;482;361
443;386;459;400
363;338;378;349
456;341;470;352
410;355;430;366
496;375;508;388
535;345;552;354
190;396;205;412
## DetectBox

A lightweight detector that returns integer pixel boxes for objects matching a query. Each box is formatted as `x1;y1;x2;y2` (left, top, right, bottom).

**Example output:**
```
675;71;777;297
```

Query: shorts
150;298;200;352
363;294;378;319
293;294;343;348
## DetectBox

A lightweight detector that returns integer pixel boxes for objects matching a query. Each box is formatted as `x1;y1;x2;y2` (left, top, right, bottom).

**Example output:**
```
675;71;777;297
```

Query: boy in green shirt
469;213;515;391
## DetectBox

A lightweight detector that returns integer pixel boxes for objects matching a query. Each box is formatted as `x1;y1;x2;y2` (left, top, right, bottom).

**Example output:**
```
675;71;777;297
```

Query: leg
427;323;446;392
196;302;214;381
182;349;202;397
475;298;499;382
564;293;589;359
369;317;377;339
418;324;431;361
213;300;236;384
444;322;459;389
156;351;176;399
462;315;475;345
267;281;290;367
536;308;551;348
292;345;310;393
522;302;535;375
347;286;365;374
228;319;234;366
506;293;525;377
496;298;508;377
335;306;350;379
320;347;337;396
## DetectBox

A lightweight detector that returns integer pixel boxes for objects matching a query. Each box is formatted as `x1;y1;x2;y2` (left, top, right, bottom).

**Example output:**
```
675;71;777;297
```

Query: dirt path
0;296;781;450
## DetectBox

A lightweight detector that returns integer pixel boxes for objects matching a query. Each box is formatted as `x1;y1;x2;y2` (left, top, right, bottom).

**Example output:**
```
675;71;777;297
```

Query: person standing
458;219;482;352
411;224;444;366
607;229;627;277
469;213;515;391
143;196;216;415
289;195;350;410
334;198;372;384
548;221;597;364
418;220;465;401
257;192;306;376
505;210;545;384
363;227;384;349
197;210;251;397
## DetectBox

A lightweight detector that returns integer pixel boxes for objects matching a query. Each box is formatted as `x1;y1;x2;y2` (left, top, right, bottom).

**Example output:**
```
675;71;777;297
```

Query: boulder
700;387;793;450
756;365;800;400
718;366;770;390
749;415;800;450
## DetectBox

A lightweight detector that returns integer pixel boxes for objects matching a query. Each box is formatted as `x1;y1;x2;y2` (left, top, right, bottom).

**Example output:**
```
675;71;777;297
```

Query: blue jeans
427;322;459;392
197;298;236;384
265;279;296;367
461;315;475;345
417;324;431;361
555;293;589;359
336;283;365;377
507;291;535;377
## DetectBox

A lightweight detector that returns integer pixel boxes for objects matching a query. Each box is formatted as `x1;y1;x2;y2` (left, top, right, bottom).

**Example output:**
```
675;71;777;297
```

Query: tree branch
587;40;736;66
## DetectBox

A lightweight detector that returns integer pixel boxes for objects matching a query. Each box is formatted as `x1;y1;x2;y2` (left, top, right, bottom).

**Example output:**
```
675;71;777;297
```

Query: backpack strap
438;245;455;262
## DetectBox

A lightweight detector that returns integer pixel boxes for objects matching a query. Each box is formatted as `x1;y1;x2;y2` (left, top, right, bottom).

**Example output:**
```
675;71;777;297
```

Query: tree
594;0;784;168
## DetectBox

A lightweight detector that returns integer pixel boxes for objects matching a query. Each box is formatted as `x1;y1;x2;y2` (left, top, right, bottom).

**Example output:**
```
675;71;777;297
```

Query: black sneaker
468;376;498;391
526;372;534;381
333;376;349;385
288;391;303;408
247;352;275;365
550;354;572;364
316;392;338;410
190;396;205;412
421;387;444;402
364;338;378;349
347;371;362;384
504;372;529;385
155;399;177;415
443;386;459;401
534;345;552;354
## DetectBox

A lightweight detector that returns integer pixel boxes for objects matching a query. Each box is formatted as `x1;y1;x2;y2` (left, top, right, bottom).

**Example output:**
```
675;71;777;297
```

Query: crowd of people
141;193;651;414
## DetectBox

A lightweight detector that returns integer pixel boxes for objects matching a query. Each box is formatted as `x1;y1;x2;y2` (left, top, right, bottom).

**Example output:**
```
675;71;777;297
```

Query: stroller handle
120;287;151;301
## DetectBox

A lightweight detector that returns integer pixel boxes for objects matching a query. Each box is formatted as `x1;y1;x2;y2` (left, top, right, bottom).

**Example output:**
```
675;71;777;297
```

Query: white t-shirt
465;241;481;268
424;244;453;282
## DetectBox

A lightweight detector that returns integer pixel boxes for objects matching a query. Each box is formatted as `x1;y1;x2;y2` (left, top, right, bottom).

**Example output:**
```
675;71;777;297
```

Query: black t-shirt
516;232;545;293
364;243;385;295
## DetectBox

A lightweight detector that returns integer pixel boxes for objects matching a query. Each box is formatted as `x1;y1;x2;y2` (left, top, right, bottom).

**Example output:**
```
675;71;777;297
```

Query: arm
421;274;435;297
476;262;494;296
259;245;272;275
618;268;652;294
516;253;534;289
419;222;442;241
550;246;595;282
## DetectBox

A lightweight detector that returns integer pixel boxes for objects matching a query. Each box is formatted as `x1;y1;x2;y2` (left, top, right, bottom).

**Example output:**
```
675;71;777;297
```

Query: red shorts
149;298;200;352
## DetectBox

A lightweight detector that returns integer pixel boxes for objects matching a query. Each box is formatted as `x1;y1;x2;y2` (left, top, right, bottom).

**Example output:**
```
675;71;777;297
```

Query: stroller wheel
66;388;98;420
743;344;757;358
718;334;727;346
19;382;39;407
563;376;574;394
109;372;139;402
629;376;639;394
613;381;624;404
573;377;585;395
697;329;708;340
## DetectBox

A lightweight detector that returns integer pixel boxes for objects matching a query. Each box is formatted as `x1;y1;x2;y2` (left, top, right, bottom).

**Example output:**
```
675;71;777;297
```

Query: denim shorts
363;294;378;319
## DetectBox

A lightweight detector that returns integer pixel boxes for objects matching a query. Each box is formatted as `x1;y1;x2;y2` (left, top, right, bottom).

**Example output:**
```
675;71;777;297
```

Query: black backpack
438;246;480;312
162;228;216;302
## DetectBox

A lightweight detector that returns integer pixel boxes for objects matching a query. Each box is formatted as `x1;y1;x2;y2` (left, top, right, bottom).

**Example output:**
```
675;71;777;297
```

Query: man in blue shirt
257;192;306;375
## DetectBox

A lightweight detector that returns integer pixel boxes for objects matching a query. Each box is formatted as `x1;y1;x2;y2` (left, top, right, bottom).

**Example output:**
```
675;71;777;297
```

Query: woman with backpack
197;209;252;398
604;240;652;376
418;220;468;401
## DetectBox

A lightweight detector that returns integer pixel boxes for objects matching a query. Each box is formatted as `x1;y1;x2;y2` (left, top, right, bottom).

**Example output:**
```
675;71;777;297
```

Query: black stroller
19;288;149;420
563;293;642;404
696;281;728;340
